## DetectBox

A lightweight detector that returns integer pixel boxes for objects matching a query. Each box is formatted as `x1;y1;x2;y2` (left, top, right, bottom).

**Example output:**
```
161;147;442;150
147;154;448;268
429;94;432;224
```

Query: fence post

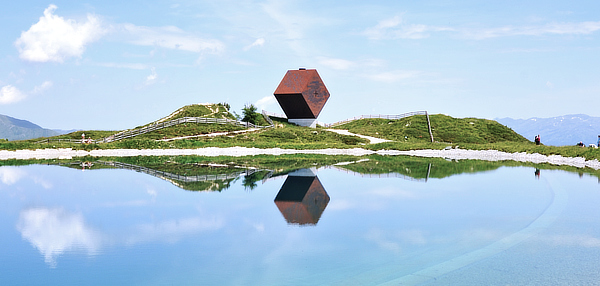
426;111;434;143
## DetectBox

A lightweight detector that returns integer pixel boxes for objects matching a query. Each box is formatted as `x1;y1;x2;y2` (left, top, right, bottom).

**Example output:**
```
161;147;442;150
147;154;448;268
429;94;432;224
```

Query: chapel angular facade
273;68;330;127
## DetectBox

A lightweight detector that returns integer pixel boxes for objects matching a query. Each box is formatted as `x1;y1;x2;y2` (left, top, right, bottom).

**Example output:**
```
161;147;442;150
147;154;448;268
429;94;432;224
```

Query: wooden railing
54;161;274;188
262;110;287;119
106;117;268;142
261;110;275;125
322;111;434;143
37;115;275;144
35;138;96;144
35;111;436;144
323;111;428;127
97;161;271;183
329;163;432;182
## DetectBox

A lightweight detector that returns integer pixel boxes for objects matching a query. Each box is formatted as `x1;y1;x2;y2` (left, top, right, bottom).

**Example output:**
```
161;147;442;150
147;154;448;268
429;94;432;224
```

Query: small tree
242;104;260;124
220;102;230;111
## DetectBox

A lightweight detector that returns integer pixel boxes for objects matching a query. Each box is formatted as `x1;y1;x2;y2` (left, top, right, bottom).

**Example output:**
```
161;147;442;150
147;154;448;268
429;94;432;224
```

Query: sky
1;1;600;130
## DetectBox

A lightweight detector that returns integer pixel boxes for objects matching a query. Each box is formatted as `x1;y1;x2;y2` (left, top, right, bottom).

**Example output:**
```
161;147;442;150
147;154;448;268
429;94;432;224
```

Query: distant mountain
496;114;600;146
0;114;66;141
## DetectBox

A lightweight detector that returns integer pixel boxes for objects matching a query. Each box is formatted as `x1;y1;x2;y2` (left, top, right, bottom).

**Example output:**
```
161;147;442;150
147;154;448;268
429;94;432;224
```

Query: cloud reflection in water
0;167;26;185
17;208;101;267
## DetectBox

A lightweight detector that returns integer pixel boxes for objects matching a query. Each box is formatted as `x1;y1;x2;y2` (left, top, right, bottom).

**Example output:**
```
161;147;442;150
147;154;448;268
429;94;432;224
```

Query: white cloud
14;5;106;63
32;81;53;94
145;67;158;85
0;167;26;185
365;15;600;40
96;62;148;70
462;21;600;39
364;16;453;40
17;208;102;267
259;1;330;56
0;85;26;104
127;216;223;244
365;228;401;252
546;81;554;88
261;2;305;41
326;200;354;211
366;70;423;83
317;57;356;70
244;38;265;51
15;5;223;64
120;24;224;54
255;95;277;111
363;16;401;39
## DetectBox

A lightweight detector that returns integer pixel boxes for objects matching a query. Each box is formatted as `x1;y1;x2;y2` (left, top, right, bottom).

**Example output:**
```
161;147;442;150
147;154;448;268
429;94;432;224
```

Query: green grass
134;123;244;140
337;155;506;179
5;154;600;189
169;118;369;148
27;130;116;141
153;103;236;122
334;114;528;144
3;106;600;163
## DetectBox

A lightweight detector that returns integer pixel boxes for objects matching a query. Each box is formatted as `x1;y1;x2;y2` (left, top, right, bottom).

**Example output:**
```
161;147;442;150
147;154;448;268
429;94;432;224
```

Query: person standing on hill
535;134;541;145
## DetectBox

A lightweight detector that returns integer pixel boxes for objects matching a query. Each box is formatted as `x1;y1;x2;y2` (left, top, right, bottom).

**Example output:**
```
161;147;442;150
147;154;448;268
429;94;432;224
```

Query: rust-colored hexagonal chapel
274;68;330;127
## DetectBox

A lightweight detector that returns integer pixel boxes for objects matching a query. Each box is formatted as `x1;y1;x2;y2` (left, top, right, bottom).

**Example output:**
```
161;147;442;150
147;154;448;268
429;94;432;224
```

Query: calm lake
1;156;599;285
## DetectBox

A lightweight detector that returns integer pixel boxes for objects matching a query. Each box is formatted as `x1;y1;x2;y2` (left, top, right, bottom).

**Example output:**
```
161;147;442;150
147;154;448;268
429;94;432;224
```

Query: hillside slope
150;103;236;125
0;114;60;141
335;114;528;144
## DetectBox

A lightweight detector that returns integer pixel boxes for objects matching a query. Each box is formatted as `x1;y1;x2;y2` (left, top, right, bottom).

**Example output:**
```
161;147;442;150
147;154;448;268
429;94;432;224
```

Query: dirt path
325;129;391;144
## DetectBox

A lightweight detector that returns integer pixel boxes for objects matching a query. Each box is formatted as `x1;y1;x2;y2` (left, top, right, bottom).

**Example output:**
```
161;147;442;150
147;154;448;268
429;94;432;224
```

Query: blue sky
1;1;600;130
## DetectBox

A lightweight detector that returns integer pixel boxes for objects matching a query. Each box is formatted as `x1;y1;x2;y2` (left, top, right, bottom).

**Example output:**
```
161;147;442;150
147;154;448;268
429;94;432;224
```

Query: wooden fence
323;110;434;143
35;138;95;144
37;115;274;144
53;161;274;187
262;110;287;119
35;111;436;144
323;111;428;127
329;163;432;182
98;161;271;183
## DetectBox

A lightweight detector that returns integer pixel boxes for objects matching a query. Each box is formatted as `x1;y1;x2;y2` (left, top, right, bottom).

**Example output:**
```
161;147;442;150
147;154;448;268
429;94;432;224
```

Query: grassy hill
9;104;367;149
152;103;236;123
10;106;600;162
40;103;246;142
333;114;529;144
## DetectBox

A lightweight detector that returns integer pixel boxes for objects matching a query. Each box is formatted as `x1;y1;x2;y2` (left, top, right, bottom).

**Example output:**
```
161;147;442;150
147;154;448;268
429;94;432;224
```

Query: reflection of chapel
274;68;330;128
274;168;330;225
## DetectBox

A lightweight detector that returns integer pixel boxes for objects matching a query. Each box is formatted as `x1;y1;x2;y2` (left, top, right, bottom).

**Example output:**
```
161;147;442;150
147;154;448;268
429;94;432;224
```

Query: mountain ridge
496;114;600;146
0;114;69;141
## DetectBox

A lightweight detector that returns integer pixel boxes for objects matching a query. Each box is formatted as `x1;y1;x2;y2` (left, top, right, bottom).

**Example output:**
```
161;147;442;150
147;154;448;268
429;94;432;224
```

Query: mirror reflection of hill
2;154;600;188
334;155;506;180
332;155;600;181
46;159;274;192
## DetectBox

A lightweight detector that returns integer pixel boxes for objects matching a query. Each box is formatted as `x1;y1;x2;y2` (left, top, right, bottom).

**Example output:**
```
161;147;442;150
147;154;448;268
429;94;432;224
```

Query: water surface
0;157;599;285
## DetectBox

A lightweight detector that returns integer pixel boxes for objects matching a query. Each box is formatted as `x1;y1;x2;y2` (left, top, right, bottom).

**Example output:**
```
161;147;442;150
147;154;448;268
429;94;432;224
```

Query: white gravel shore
1;147;599;170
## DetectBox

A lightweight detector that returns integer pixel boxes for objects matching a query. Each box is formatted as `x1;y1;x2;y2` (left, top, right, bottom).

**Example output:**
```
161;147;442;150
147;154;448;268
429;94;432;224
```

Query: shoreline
1;147;600;170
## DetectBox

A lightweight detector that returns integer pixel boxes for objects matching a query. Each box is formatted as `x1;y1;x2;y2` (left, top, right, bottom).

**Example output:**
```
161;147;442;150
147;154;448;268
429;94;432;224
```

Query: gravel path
1;147;599;170
324;129;391;144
